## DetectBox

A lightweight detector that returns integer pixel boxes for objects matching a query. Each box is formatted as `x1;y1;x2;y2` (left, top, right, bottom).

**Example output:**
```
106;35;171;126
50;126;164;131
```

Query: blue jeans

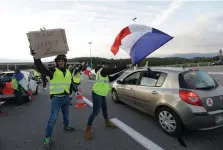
87;91;109;126
46;95;70;137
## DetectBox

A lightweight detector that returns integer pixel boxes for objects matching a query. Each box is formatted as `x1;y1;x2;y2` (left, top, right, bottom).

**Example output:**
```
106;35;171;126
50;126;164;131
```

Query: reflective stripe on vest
49;68;72;95
73;72;81;84
92;68;111;96
11;78;18;90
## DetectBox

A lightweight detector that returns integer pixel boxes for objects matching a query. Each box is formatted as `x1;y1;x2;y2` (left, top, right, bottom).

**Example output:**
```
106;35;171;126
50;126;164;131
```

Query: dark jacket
94;65;127;82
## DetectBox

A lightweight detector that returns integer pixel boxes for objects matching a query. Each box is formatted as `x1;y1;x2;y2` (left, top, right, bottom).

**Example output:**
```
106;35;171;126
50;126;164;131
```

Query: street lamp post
88;42;92;68
132;17;137;24
219;49;222;62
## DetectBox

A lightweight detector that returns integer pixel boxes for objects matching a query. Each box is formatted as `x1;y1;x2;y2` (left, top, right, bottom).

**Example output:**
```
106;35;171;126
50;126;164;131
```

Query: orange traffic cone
75;88;86;108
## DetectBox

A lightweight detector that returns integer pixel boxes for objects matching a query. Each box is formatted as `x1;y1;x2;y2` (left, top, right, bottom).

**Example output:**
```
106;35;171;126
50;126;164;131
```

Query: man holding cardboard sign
28;28;87;150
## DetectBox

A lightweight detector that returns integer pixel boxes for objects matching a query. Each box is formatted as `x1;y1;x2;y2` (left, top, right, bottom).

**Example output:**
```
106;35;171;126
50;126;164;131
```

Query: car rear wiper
196;85;215;90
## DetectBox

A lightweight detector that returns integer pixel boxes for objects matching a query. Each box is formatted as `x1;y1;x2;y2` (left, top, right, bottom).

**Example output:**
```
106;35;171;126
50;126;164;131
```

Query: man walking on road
84;61;127;140
41;73;47;91
69;64;84;105
30;48;86;150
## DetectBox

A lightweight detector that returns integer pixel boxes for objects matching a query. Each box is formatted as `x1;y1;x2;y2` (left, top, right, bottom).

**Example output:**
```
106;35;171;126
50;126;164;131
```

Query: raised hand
29;46;36;56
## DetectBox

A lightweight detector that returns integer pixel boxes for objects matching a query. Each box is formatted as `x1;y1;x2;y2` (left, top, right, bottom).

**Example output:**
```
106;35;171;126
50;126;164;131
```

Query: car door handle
130;88;134;91
152;91;157;94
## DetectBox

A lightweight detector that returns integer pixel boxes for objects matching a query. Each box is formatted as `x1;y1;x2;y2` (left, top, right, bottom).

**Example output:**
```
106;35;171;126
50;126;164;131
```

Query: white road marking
83;97;93;107
82;96;164;150
110;118;164;150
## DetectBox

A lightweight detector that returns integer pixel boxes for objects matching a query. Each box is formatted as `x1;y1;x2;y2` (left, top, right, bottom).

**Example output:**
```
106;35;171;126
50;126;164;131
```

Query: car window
156;73;167;87
0;73;14;82
179;70;218;90
123;71;141;85
139;71;159;87
139;71;167;87
119;71;131;79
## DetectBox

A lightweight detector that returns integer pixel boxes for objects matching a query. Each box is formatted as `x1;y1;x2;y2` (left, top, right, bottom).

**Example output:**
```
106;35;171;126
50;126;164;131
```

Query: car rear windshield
0;73;14;82
179;70;218;90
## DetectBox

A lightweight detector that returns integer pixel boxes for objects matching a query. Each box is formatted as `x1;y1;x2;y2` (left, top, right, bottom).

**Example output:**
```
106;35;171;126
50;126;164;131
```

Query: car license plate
215;114;223;124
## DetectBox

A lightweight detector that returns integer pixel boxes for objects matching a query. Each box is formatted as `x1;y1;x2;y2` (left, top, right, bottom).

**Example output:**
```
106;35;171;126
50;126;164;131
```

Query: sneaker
105;120;116;129
64;124;75;131
43;137;51;150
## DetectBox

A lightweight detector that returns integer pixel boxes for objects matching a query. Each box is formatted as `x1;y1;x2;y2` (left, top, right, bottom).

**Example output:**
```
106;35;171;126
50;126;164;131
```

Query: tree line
67;56;220;68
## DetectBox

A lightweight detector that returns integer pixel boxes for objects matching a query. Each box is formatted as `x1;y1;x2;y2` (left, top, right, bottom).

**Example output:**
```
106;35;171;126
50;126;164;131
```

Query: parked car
0;70;39;102
89;70;96;80
29;70;42;84
111;67;223;136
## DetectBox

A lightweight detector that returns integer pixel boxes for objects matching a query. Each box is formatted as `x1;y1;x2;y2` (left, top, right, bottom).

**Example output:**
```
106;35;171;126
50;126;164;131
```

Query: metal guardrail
158;62;212;67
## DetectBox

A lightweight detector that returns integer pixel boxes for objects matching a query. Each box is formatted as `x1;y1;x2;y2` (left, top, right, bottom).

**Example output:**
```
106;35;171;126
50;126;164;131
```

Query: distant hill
168;53;219;59
0;52;220;63
0;58;27;63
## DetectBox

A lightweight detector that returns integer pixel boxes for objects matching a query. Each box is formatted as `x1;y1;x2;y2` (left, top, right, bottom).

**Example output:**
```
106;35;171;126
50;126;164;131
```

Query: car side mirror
117;80;123;84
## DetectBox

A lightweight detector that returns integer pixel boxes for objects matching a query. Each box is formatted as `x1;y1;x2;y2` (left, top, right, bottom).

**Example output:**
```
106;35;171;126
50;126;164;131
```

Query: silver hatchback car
111;67;223;136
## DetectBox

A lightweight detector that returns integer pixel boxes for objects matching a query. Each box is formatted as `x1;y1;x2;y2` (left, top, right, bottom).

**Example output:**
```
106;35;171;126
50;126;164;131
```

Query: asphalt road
1;73;223;150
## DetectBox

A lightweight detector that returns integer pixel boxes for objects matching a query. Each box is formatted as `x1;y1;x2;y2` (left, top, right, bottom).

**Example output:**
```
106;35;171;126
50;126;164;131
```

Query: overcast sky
0;0;222;62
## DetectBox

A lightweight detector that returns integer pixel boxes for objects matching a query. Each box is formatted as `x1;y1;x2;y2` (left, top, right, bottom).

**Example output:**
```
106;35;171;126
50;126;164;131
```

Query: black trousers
42;77;47;88
14;90;23;105
43;80;47;88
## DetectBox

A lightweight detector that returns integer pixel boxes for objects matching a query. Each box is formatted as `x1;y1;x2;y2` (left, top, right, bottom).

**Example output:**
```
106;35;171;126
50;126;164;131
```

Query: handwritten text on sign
34;40;59;51
27;28;69;59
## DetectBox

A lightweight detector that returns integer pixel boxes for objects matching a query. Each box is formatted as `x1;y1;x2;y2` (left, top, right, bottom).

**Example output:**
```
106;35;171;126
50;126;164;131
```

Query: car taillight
179;90;203;106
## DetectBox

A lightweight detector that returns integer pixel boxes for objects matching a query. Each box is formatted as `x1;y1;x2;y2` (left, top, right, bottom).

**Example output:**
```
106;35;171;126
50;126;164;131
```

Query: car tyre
111;89;120;103
156;107;183;137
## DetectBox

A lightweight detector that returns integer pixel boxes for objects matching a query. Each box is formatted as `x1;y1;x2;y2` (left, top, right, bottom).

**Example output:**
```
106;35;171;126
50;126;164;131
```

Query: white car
0;70;39;101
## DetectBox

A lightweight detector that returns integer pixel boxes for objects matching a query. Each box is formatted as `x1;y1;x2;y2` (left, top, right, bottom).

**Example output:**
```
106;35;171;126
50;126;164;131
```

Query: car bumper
0;91;28;100
179;104;223;130
0;94;15;99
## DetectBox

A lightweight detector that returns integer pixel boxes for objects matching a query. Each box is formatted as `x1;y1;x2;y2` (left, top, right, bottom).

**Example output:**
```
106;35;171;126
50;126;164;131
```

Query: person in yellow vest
30;48;84;150
84;61;127;140
69;64;86;105
72;65;82;86
34;70;40;78
12;68;24;107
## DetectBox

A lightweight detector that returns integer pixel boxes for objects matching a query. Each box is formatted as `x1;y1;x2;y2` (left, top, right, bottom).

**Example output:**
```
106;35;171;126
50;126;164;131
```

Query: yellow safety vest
49;68;72;95
73;72;81;84
11;78;18;90
34;71;40;77
92;68;111;96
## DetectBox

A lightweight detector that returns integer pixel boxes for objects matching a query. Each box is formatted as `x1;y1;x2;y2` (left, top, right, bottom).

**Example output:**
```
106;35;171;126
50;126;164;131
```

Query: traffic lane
81;79;223;150
0;89;146;150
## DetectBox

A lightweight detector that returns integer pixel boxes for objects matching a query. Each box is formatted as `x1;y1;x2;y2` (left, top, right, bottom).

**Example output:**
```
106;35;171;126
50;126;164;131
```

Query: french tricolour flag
111;24;173;64
14;72;34;99
84;65;91;76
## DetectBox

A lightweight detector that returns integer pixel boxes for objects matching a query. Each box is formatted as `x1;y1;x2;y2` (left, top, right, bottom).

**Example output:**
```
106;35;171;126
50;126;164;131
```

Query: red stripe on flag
111;26;131;55
84;67;91;76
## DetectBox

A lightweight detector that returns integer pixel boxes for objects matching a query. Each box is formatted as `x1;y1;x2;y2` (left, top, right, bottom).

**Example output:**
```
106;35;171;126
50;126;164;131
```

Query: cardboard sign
27;28;69;59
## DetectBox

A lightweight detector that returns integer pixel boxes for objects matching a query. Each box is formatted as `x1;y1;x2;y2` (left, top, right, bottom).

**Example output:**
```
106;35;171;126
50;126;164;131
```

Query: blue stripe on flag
130;28;173;64
15;72;24;81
